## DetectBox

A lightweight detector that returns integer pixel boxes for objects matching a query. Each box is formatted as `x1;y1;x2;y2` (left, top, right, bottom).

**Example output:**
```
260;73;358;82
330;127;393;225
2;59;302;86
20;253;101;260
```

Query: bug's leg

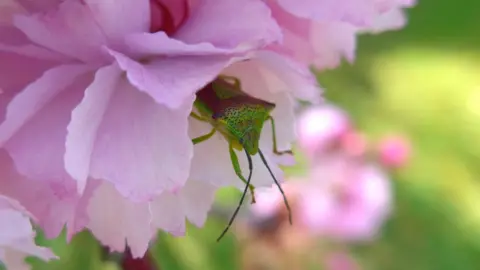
190;111;208;122
191;128;216;145
267;116;293;155
229;142;256;204
217;148;253;242
258;149;293;225
219;75;241;89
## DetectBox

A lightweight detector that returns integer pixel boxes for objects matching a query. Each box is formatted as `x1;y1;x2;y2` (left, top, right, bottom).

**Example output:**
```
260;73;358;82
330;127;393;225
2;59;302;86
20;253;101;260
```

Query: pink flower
0;0;321;257
297;105;351;157
264;0;416;69
0;195;55;270
300;155;392;241
251;154;392;242
377;134;411;168
324;252;359;270
339;130;368;158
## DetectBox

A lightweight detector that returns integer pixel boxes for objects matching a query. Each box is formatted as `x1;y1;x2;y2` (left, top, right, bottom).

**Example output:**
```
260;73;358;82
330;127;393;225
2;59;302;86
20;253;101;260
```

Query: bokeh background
17;0;480;269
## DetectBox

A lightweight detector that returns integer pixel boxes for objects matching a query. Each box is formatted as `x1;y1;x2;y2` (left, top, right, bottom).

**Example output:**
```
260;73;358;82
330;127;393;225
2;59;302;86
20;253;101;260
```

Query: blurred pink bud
297;105;351;157
378;135;411;168
340;131;368;157
324;252;359;270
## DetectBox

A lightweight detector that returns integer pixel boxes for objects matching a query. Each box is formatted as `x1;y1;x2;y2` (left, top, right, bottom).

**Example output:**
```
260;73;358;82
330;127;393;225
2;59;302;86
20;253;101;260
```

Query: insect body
191;76;293;241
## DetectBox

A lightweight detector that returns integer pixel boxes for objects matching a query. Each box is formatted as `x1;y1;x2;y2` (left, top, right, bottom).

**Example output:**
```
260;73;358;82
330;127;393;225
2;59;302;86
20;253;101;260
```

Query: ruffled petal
87;72;193;201
0;51;59;123
175;0;281;49
360;8;407;34
176;180;216;227
1;66;91;179
267;1;356;69
124;31;247;57
65;64;121;193
86;181;154;257
13;0;108;63
87;180;216;258
83;0;149;40
0;151;96;239
0;64;90;146
108;48;231;109
274;0;377;26
0;196;56;270
248;51;322;102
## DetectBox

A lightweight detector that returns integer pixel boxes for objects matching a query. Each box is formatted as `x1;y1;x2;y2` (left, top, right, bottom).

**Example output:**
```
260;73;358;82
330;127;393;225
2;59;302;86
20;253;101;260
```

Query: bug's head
239;125;261;155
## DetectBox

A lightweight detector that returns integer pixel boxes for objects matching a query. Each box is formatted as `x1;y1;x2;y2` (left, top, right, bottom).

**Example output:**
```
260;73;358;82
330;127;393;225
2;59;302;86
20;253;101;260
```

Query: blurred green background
21;0;480;269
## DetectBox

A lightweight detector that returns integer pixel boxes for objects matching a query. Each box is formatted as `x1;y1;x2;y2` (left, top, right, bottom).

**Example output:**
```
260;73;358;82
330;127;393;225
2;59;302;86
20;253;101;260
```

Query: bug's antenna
217;147;254;242
258;149;292;225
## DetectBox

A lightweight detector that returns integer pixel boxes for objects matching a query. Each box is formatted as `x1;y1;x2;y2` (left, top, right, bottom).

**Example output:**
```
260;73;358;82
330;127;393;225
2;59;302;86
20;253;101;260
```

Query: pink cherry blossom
251;153;392;242
377;134;411;168
339;130;368;158
0;0;321;257
0;195;55;270
299;155;392;241
264;0;416;69
297;105;351;157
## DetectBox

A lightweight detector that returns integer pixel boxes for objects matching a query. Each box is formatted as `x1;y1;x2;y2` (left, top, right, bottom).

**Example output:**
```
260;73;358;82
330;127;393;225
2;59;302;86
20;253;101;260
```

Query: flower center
149;0;190;35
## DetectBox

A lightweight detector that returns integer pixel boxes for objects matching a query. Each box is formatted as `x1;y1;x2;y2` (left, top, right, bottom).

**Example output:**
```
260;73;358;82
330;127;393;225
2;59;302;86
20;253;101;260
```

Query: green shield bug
191;75;293;241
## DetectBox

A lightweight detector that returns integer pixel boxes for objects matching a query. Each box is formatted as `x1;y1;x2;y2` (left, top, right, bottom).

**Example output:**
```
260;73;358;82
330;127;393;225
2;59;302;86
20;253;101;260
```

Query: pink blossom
324;252;359;270
252;154;392;241
0;0;321;256
297;105;351;157
378;134;411;168
339;130;368;158
264;0;416;69
300;155;392;241
0;195;55;270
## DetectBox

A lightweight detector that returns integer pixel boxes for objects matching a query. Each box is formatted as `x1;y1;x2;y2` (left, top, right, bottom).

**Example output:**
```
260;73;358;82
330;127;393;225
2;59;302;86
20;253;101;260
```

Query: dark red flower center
149;0;190;35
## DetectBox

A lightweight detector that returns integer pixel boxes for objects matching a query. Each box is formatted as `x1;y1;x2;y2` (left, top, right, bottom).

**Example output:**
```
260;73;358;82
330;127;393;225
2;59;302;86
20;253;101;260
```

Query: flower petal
87;181;154;257
83;0;149;40
13;0;108;63
0;150;95;239
274;0;376;26
108;48;231;109
177;180;216;227
88;74;194;201
250;51;322;102
65;64;121;193
87;179;215;258
175;0;282;49
0;64;90;147
0;195;56;270
1;65;91;178
124;31;246;57
0;51;59;124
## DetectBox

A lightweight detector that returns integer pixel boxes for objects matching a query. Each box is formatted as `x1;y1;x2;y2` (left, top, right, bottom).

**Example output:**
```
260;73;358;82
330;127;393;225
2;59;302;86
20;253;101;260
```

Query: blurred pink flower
0;195;55;270
339;130;368;158
297;105;351;157
0;0;321;257
324;252;359;270
378;134;411;168
300;155;392;241
265;0;416;69
252;152;392;242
